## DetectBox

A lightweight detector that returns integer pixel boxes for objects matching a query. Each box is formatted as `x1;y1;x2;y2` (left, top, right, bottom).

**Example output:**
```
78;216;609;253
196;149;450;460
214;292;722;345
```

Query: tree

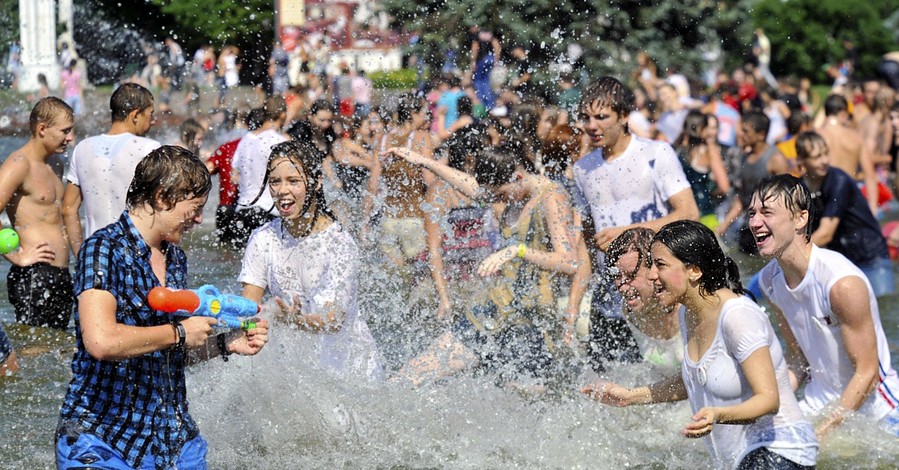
754;0;897;83
382;0;754;94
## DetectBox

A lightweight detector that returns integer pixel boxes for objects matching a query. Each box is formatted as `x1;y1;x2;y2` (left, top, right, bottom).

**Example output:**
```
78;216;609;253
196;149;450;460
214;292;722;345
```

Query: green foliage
0;0;19;51
754;0;897;82
148;0;275;46
370;68;420;89
383;0;754;90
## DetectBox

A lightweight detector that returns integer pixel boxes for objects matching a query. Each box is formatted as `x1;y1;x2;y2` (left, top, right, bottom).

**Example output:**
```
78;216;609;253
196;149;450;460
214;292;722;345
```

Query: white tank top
758;245;899;420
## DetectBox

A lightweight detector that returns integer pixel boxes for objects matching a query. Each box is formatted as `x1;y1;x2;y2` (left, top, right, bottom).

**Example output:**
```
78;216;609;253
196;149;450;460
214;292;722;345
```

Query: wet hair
309;99;334;116
179;118;205;155
457;95;473;116
126;145;211;212
653;220;746;298
333;114;360;139
607;227;655;270
444;125;484;171
395;93;423;124
29;97;73;136
261;95;287;123
749;174;813;241
474;142;537;191
110;83;154;122
245;107;264;131
541;124;580;179
823;94;848;117
266;140;335;227
579;76;635;120
742;110;771;135
795;131;828;160
786;111;811;135
676;110;708;149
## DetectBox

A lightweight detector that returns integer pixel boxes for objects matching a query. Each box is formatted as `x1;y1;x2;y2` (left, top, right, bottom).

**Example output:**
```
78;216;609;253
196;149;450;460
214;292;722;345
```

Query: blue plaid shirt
58;212;199;469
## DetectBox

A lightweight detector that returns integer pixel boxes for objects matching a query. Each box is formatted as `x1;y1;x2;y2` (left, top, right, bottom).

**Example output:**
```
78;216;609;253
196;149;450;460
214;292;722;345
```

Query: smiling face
647;242;691;308
747;191;807;259
798;141;829;180
268;157;309;220
614;250;660;314
157;194;207;245
580;100;628;151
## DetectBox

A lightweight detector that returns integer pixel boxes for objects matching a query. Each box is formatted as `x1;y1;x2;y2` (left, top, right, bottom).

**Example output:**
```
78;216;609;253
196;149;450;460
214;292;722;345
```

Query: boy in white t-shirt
749;174;899;441
571;77;699;371
61;83;160;257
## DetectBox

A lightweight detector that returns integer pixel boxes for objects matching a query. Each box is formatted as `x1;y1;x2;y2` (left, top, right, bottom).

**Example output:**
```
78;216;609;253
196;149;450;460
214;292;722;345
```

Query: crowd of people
1;27;899;468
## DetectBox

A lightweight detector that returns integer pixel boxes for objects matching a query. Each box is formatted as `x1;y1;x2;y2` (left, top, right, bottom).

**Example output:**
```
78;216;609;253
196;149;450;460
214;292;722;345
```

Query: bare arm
79;288;217;361
684;347;780;438
858;145;880;215
424;186;452;320
62;183;84;257
383;147;483;199
816;276;882;439
810;216;840;247
582;373;688;406
707;144;731;195
595;188;699;250
565;212;592;333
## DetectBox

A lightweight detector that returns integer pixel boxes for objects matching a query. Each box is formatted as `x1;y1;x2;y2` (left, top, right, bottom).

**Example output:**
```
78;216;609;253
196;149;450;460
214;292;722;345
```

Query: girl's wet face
648;242;690;307
268;157;308;220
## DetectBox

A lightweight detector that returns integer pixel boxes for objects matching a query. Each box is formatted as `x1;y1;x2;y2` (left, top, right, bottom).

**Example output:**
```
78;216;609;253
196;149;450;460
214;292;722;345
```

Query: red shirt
207;138;240;206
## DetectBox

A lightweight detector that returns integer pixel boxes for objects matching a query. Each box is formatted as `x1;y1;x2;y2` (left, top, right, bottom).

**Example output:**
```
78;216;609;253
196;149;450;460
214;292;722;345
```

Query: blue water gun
148;285;259;329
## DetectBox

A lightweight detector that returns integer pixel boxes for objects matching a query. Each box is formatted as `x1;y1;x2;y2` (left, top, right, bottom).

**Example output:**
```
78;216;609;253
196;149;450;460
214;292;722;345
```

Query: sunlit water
0;136;898;468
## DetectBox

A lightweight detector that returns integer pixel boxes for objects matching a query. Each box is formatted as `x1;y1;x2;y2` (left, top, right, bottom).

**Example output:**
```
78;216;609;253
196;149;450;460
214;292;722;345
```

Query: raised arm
382;147;483;199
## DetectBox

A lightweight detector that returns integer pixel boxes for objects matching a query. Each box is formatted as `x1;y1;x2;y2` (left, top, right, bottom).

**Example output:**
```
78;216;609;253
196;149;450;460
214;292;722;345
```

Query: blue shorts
857;256;896;298
0;323;12;363
56;431;207;469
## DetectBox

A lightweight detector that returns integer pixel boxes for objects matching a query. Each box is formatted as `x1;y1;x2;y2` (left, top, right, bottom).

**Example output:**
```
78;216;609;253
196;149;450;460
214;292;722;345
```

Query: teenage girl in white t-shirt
239;140;383;381
584;220;817;469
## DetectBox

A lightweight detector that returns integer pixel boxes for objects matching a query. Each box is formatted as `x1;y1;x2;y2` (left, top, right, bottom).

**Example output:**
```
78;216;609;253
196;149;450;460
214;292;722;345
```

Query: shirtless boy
816;94;879;215
0;97;75;329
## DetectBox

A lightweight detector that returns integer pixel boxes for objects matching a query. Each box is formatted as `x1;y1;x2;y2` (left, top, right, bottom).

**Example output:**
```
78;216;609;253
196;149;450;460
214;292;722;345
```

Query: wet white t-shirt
65;133;160;237
680;296;817;469
239;220;384;381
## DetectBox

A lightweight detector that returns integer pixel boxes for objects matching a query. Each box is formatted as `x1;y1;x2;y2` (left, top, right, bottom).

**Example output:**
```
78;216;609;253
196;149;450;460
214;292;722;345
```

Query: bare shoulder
0;148;32;182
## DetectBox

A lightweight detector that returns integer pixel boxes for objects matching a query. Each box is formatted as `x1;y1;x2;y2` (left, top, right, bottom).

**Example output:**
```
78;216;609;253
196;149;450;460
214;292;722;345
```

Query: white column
18;0;59;92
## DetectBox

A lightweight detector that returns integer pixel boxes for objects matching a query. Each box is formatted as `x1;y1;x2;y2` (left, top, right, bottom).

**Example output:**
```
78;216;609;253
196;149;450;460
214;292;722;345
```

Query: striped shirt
58;212;198;469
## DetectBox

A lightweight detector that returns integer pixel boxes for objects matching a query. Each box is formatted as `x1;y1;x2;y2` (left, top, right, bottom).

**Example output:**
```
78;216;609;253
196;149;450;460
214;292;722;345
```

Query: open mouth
753;231;771;245
278;199;296;213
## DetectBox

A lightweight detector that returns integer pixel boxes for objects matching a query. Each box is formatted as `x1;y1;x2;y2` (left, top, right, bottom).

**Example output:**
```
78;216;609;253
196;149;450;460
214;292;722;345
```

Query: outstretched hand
381;147;430;167
477;245;518;277
581;381;632;406
227;319;269;356
273;295;303;323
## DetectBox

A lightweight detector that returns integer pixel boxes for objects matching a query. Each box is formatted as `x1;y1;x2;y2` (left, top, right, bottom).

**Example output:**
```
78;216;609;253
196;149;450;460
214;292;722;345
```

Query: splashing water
0;139;898;468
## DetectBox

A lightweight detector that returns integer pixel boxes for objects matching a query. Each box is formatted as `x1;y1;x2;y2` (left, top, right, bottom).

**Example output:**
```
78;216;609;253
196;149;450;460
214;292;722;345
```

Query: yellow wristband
517;243;527;259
